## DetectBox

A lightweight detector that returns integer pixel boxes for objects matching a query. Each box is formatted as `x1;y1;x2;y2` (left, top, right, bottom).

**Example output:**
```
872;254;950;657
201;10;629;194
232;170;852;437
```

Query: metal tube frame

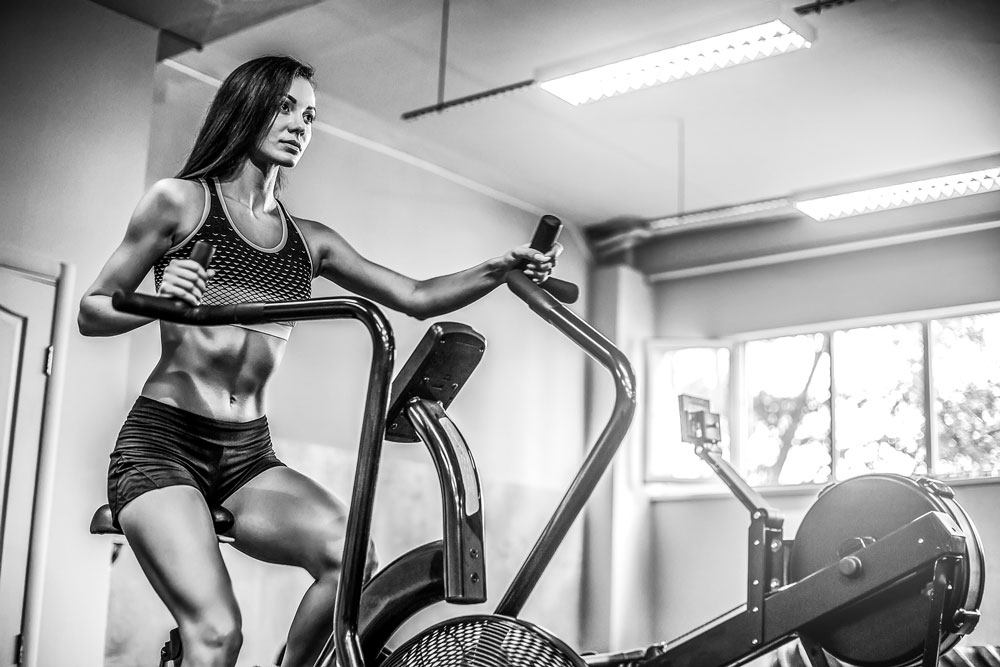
641;511;967;667
494;272;637;617
407;398;487;603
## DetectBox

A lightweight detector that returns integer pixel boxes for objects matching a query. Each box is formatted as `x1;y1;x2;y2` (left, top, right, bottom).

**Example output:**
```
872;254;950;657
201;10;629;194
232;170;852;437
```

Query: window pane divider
828;331;838;482
729;342;745;471
924;319;938;476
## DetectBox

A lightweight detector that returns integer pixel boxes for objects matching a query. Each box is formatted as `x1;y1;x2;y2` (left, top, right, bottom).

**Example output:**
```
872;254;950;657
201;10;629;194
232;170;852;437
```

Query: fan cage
380;614;586;667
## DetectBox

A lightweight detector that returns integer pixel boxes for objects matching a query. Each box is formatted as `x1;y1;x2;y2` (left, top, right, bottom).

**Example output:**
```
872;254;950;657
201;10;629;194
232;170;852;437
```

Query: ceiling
98;0;1000;254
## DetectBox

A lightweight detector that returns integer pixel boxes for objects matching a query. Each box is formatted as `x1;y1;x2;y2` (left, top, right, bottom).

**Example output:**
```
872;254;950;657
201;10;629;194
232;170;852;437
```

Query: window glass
933;313;1000;477
647;346;729;480
647;309;1000;487
743;333;831;485
833;323;926;479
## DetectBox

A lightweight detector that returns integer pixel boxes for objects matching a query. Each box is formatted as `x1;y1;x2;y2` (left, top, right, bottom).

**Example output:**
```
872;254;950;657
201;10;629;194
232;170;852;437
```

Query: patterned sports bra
153;178;314;340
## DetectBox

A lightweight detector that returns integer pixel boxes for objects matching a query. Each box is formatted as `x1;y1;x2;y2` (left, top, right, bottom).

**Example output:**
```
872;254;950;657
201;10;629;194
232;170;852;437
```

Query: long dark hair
176;55;315;184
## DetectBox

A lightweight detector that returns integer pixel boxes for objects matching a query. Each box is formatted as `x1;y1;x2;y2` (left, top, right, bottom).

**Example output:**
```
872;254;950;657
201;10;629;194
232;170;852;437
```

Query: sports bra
153;178;314;339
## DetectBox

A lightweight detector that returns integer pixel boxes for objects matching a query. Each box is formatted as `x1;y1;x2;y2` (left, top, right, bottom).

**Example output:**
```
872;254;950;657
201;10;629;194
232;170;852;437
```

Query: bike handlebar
493;269;636;618
524;213;579;305
111;291;390;326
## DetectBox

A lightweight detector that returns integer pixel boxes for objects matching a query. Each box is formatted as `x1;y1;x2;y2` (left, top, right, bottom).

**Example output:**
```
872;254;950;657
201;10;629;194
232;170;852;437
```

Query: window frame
644;301;1000;490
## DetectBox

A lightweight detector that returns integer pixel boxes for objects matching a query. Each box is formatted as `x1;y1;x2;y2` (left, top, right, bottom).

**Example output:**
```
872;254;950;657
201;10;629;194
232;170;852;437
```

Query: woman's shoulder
144;178;205;212
129;178;207;236
281;214;355;266
284;212;332;238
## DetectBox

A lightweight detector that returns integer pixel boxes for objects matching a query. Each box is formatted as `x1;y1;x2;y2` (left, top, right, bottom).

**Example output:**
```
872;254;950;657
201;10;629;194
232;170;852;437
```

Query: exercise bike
310;258;985;664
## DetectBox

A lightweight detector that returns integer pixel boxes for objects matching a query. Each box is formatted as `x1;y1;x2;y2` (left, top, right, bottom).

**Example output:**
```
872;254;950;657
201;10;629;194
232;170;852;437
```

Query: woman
78;55;557;667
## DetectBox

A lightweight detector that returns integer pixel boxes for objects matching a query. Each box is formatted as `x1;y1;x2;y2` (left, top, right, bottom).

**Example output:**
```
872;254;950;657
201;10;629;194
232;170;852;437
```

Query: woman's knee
182;606;243;658
303;534;344;580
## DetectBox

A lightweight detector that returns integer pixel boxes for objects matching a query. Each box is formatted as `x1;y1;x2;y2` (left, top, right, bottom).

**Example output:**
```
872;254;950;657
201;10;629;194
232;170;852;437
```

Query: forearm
406;256;515;319
78;292;153;336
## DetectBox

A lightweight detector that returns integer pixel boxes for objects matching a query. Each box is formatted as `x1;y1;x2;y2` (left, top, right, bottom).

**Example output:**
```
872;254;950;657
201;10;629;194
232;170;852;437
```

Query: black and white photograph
1;1;999;666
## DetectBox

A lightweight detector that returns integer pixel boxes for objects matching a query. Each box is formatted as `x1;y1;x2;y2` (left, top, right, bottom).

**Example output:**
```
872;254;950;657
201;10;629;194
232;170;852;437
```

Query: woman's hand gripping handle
112;241;217;322
156;241;216;306
522;215;579;305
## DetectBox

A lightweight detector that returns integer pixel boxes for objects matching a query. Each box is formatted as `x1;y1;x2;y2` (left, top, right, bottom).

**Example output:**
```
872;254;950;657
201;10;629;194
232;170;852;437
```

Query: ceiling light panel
795;168;1000;221
539;19;812;105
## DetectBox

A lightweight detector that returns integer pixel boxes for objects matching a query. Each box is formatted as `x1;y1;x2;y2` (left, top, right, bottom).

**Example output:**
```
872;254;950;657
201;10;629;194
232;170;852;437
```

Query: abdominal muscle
140;322;287;422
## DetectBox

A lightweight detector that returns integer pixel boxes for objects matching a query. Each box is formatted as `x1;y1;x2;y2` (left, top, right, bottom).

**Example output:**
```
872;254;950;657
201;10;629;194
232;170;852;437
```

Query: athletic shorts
107;396;286;528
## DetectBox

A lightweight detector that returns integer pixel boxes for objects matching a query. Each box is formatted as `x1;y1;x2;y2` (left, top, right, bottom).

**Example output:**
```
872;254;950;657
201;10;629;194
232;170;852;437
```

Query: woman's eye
279;101;291;112
304;114;315;124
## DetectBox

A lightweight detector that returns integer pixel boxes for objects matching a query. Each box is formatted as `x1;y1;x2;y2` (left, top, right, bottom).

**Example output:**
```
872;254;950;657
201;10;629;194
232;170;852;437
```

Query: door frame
0;247;74;667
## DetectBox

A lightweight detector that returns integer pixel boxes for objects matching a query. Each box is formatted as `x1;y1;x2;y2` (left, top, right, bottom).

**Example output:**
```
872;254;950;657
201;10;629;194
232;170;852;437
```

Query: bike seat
89;503;236;537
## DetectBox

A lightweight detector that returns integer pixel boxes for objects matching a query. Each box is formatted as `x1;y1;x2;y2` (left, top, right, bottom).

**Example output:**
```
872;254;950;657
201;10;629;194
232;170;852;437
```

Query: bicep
83;183;188;298
84;230;168;298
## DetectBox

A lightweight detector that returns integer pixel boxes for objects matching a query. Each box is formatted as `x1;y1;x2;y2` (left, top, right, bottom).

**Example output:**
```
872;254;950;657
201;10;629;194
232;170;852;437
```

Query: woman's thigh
119;485;239;624
221;466;352;576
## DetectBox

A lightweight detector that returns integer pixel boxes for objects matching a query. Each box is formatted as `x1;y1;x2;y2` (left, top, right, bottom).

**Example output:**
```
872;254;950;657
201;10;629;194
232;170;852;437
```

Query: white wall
0;1;158;665
652;227;1000;339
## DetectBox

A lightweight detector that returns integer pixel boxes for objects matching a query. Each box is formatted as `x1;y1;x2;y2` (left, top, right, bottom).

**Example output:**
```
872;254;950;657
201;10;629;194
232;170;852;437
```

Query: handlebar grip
189;241;215;268
526;216;580;305
529;215;562;252
113;291;197;320
538;277;579;304
111;242;219;323
111;291;255;325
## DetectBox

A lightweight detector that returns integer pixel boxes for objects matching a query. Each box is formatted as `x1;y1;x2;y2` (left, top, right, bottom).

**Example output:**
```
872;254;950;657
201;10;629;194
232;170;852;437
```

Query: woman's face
255;76;316;169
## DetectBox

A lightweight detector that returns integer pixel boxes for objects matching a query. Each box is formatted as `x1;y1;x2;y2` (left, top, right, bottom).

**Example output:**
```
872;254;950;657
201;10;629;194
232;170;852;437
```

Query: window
833;323;926;480
646;344;729;481
933;314;1000;476
646;308;1000;486
744;333;831;486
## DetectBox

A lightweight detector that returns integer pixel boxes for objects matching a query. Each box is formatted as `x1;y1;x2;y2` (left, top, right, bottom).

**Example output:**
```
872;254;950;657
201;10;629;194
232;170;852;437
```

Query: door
0;266;55;667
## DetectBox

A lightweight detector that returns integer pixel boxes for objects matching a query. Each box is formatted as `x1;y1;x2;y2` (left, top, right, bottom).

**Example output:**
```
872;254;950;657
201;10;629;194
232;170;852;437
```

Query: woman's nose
289;116;306;136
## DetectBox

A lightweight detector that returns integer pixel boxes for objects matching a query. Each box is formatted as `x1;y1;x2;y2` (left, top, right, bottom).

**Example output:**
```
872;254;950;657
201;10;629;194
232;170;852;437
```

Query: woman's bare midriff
140;322;287;422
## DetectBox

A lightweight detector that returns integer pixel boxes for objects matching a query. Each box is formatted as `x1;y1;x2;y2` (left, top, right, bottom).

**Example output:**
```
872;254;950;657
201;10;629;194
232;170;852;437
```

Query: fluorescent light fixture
538;19;813;105
648;198;793;232
795;167;1000;221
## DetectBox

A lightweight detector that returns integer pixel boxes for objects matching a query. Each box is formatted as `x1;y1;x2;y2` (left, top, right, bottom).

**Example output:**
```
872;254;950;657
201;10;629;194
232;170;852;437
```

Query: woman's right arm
78;179;207;337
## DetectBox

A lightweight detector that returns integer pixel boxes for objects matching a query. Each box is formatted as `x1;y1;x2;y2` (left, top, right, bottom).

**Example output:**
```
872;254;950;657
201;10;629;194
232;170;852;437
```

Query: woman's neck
220;161;279;213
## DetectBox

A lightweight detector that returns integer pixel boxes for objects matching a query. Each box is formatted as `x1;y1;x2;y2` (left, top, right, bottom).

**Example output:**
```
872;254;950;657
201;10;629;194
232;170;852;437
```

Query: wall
109;59;593;664
643;227;1000;652
0;1;158;665
652;226;1000;340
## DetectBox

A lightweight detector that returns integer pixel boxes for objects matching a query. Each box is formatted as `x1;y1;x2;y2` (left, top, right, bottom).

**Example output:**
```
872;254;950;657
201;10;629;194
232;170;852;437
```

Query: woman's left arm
297;218;558;320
